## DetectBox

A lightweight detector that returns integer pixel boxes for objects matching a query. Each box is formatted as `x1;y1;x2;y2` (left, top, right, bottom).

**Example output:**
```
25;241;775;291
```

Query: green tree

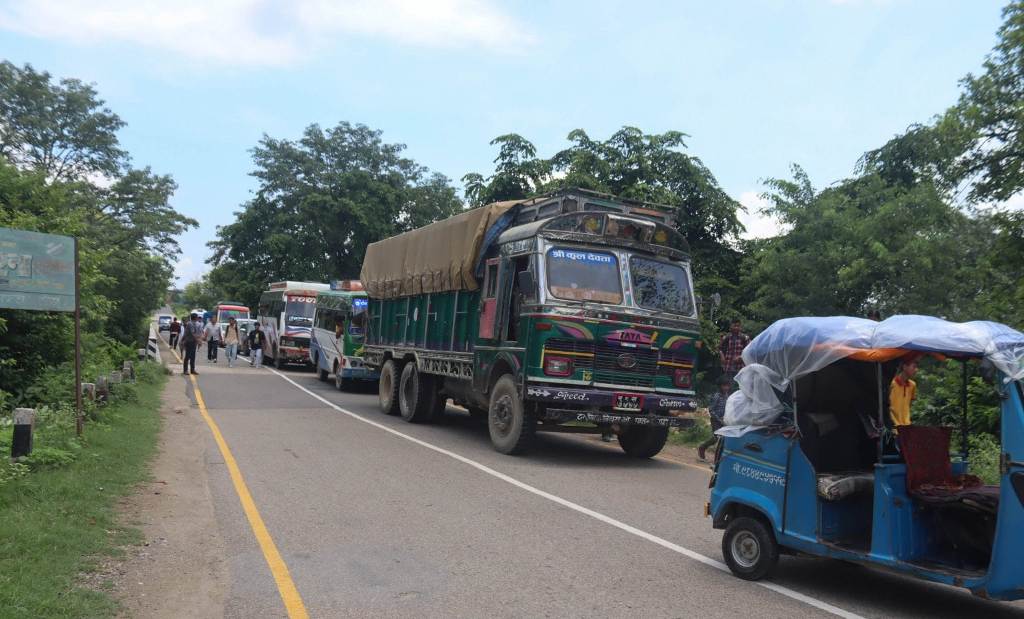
947;1;1024;202
746;164;975;322
0;62;194;405
0;62;126;181
208;122;462;306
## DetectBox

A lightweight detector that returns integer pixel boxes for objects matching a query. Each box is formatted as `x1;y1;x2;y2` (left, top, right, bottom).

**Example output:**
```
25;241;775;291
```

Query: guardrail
144;325;162;362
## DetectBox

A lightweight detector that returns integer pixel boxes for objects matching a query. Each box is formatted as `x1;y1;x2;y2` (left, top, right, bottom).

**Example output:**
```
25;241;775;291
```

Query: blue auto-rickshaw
708;315;1024;600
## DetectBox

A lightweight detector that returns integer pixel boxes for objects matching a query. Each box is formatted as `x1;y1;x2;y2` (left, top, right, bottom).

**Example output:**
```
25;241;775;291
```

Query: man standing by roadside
180;313;204;375
204;315;222;363
719;319;750;381
168;317;181;348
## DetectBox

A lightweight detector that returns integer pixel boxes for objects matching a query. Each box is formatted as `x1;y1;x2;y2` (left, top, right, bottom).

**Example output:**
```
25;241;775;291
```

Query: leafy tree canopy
208;122;462;307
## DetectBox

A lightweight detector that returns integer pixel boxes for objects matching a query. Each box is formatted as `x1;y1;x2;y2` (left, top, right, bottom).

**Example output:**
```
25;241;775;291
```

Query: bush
669;415;713;446
968;432;1001;485
0;358;164;488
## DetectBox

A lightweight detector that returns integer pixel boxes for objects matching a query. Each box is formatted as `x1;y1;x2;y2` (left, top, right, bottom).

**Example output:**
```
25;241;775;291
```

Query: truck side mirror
517;271;536;299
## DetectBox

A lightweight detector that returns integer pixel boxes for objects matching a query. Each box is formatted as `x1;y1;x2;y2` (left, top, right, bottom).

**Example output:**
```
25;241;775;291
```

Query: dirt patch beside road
108;351;227;618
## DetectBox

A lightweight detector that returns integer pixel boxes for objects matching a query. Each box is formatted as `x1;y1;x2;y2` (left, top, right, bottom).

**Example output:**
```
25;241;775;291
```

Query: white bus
256;281;330;369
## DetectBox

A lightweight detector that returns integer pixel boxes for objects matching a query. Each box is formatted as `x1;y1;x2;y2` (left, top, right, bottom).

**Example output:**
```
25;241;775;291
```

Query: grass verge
668;416;713;447
0;363;166;618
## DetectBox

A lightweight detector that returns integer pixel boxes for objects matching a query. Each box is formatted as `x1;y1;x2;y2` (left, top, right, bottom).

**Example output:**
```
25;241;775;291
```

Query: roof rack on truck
512;188;676;227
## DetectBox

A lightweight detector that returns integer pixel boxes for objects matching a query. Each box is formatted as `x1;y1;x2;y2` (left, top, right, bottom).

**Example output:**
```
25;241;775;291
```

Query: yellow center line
167;335;309;618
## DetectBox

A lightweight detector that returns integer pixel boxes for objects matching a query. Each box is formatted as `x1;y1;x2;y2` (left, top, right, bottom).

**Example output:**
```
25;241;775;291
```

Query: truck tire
488;375;536;455
379;359;401;415
617;426;669;458
316;354;328;382
399;362;437;423
722;516;779;581
274;352;285;370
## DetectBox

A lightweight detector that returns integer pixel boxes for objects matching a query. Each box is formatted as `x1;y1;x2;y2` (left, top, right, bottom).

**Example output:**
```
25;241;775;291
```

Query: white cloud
174;255;207;286
0;0;530;67
737;191;787;240
1002;191;1024;212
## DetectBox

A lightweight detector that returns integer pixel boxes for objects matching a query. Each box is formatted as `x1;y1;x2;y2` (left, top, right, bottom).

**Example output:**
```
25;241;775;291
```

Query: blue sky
0;0;1007;284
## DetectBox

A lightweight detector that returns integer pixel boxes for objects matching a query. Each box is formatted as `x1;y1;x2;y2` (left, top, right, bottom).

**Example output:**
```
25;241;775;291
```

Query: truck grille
593;342;657;389
543;339;659;389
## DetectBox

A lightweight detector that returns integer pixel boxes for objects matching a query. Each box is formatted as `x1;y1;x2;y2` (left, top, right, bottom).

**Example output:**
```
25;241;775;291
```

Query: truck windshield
546;248;623;304
629;256;695;316
285;298;316;327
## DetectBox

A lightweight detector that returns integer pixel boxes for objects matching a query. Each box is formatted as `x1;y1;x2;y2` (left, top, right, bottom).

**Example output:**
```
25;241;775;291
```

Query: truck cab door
478;258;499;340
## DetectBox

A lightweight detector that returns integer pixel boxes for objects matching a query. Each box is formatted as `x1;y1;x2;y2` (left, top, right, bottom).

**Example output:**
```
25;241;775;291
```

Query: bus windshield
217;308;249;321
546;248;623;304
629;256;695;316
285;297;316;327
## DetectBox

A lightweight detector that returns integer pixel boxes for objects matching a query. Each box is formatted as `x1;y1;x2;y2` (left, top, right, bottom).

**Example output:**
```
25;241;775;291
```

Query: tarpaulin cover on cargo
719;315;1024;437
360;200;522;299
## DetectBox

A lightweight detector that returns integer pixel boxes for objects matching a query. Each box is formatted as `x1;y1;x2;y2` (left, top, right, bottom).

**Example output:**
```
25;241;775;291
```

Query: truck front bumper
340;367;378;380
279;346;311;363
525;384;696;427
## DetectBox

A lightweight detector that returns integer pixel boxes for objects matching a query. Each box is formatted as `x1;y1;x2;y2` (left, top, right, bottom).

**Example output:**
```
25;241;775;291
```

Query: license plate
613;393;644;412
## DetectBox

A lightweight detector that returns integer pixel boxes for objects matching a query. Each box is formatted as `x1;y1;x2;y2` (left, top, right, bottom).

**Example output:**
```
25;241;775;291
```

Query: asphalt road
165;336;1024;618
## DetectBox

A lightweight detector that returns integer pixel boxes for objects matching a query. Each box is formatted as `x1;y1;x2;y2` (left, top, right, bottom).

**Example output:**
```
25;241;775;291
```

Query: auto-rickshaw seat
897;425;999;514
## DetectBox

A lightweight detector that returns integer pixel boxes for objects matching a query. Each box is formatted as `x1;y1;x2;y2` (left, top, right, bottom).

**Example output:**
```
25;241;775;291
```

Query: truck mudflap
543;408;694;428
526;384;696;413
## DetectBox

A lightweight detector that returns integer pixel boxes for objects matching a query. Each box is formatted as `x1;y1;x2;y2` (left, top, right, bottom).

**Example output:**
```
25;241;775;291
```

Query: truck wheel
488;375;535;455
316;354;329;382
722;516;779;581
379;359;401;415
274;353;285;370
617;426;669;458
399;363;436;423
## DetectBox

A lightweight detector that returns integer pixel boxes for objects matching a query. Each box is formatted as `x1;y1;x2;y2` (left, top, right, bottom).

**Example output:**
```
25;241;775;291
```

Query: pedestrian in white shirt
204;316;223;363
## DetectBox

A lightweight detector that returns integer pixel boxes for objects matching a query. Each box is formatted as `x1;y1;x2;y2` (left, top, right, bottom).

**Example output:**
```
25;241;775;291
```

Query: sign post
74;237;82;436
0;227;81;435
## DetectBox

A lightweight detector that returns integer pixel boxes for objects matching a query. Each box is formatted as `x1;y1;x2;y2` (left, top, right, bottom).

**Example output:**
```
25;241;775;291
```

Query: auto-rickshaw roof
719;315;1024;436
743;315;1024;384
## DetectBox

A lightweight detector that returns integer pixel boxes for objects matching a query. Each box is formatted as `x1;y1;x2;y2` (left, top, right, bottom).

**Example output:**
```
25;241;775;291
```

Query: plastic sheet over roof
720;315;1024;436
360;200;522;299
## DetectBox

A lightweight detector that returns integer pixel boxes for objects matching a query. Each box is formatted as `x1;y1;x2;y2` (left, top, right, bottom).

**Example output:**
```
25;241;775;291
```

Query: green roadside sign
0;227;76;312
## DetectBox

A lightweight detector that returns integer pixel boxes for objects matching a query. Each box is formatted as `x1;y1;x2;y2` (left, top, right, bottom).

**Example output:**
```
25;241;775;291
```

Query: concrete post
109;371;123;385
81;382;96;401
137;348;146;360
12;408;35;458
96;376;109;403
123;361;135;382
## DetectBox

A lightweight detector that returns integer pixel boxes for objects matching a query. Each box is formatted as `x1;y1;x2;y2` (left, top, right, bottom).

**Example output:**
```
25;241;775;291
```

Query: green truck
359;189;699;456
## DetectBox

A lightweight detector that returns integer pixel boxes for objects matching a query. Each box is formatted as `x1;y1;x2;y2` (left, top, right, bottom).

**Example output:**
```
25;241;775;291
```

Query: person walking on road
224;317;241;368
180;313;205;375
168;316;181;348
698;375;732;462
248;322;266;368
204;315;222;363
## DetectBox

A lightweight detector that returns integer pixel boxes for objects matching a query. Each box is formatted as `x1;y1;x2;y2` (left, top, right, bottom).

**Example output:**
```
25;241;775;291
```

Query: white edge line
267;368;865;619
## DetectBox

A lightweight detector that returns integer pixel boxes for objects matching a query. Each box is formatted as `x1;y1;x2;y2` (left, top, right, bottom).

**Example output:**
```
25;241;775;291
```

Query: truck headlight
544;356;573;377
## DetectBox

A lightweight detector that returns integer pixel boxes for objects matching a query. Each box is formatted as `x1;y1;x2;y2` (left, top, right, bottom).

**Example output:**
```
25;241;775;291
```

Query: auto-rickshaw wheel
723;516;779;581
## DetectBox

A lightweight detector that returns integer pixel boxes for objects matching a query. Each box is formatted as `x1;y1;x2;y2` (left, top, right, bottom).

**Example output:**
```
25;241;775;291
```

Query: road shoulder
109;344;228;618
